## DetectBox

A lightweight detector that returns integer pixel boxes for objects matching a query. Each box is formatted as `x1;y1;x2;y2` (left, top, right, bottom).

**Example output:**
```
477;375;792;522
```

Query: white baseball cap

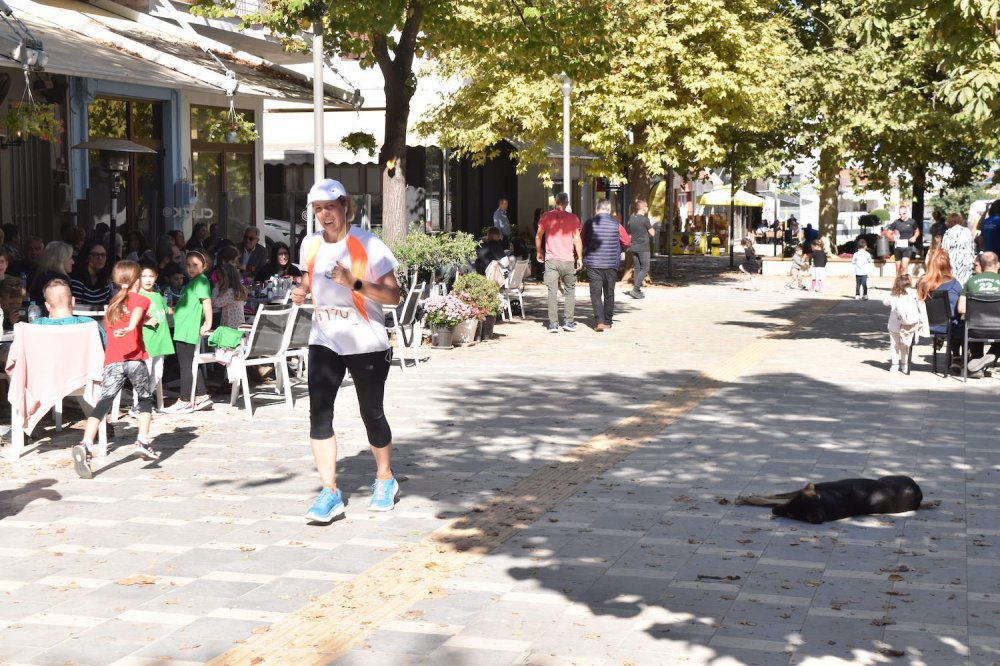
307;178;348;204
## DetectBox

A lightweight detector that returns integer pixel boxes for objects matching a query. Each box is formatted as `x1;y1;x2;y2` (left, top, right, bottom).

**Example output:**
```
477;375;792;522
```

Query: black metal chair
921;290;953;377
962;295;1000;382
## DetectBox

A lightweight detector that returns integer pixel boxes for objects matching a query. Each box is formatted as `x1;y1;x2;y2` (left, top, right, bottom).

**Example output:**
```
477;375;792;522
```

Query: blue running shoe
369;477;399;512
305;488;344;522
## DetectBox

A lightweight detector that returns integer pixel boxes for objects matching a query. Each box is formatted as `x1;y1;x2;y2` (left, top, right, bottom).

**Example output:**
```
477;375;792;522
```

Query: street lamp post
561;73;571;211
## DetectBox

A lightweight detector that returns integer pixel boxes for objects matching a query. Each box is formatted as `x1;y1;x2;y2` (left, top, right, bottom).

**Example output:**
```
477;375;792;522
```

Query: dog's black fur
736;475;923;524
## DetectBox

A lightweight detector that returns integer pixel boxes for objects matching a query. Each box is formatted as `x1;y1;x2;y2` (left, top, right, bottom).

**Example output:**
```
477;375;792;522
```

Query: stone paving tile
5;277;1000;665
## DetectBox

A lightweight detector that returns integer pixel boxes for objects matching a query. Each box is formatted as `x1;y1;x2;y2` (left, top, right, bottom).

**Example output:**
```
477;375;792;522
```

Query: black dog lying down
736;475;924;524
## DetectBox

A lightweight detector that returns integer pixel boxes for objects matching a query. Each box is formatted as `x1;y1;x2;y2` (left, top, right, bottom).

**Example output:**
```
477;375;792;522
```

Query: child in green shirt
163;250;213;414
136;261;175;412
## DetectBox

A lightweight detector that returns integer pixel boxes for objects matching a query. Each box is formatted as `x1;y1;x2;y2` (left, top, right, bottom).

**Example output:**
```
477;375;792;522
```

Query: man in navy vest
582;199;623;331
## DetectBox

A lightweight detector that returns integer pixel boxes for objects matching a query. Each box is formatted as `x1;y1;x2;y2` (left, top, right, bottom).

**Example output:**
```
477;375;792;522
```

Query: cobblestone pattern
1;271;997;665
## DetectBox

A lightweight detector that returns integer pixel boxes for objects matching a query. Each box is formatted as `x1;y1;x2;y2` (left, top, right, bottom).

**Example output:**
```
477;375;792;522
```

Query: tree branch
394;0;424;75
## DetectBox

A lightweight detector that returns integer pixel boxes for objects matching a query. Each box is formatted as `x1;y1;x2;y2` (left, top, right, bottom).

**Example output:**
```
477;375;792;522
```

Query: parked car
263;218;306;251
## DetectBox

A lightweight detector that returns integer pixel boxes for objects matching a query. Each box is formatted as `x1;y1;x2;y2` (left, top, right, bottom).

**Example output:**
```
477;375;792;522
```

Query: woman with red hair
917;249;964;354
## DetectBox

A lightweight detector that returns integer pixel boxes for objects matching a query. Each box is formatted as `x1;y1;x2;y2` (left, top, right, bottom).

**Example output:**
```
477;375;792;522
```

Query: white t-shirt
299;227;399;355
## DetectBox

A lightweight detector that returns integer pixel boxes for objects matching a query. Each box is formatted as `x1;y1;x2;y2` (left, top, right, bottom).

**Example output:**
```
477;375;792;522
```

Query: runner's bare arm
330;265;400;306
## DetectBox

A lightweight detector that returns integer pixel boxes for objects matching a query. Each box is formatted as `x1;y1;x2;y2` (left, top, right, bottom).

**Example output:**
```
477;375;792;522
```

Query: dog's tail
735;493;796;507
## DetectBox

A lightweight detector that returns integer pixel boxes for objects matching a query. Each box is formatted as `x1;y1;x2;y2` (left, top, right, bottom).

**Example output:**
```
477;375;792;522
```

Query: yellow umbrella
697;189;765;207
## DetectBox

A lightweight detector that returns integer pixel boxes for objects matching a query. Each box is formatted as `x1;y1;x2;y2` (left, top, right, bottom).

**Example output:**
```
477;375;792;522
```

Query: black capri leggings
307;345;393;445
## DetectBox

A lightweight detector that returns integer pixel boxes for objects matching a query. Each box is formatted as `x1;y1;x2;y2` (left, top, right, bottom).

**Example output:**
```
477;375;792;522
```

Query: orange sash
304;233;370;322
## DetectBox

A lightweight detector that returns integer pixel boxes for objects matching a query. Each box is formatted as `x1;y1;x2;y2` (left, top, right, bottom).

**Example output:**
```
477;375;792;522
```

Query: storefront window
86;98;164;252
191;105;255;244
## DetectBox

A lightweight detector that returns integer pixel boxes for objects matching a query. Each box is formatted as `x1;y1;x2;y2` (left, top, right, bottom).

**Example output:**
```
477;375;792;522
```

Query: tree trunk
912;163;927;251
378;66;412;247
370;1;423;247
818;146;839;249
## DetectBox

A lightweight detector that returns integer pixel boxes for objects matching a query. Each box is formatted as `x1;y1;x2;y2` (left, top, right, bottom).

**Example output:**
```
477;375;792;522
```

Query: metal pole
109;173;119;260
562;73;571;211
666;167;675;278
729;158;736;268
311;20;325;238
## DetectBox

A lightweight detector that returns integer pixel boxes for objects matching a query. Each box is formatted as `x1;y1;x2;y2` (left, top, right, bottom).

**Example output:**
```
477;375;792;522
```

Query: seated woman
29;241;75;312
185;222;209;251
211;262;248;329
254;242;302;282
69;240;112;308
917;249;964;353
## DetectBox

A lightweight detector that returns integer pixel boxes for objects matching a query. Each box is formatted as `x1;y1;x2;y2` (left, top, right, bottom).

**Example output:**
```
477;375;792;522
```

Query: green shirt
964;271;1000;296
172;274;211;344
139;289;175;357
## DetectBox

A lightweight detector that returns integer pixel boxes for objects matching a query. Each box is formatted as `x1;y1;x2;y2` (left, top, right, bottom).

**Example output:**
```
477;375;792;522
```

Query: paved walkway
1;268;999;666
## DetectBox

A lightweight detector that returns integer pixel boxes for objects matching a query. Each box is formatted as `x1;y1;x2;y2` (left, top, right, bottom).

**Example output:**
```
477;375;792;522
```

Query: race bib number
314;307;359;325
896;236;909;248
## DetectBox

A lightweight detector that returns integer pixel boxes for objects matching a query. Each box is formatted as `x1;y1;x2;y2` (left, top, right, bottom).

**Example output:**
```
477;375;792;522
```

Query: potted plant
422;293;474;348
5;101;63;143
453;272;502;341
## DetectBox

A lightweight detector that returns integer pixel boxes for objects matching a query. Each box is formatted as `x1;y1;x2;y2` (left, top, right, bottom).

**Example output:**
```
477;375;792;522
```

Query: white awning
0;14;220;93
263;147;378;166
5;0;355;104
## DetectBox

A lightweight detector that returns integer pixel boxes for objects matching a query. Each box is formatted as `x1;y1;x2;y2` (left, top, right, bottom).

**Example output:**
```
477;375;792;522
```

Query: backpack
898;292;921;327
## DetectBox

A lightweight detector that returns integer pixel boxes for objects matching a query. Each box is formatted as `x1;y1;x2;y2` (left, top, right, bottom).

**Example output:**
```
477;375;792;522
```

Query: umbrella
697;189;765;207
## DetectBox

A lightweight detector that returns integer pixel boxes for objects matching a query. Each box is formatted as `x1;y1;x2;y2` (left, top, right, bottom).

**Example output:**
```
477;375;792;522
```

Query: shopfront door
190;105;255;246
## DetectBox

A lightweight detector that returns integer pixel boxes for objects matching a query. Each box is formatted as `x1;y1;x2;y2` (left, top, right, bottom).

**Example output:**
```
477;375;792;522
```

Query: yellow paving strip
211;297;839;665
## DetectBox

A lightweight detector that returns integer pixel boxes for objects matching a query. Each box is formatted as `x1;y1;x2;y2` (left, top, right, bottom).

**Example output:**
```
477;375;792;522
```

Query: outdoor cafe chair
917;290;953;377
229;304;296;419
282;304;315;395
4;321;109;460
384;281;425;373
501;260;529;320
962;294;1000;383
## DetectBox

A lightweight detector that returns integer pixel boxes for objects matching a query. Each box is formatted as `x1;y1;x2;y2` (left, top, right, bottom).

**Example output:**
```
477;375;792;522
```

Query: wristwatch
353;279;363;292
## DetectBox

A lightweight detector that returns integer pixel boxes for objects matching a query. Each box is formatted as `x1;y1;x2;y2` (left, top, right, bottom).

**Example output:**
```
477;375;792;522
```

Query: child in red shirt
72;260;159;479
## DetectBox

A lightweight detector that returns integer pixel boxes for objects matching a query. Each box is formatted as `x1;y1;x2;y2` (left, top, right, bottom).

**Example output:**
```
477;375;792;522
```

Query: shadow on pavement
402;367;984;665
0;478;61;520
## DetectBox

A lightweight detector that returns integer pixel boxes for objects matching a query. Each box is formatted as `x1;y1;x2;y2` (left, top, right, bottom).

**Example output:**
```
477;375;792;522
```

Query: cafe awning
697;189;766;207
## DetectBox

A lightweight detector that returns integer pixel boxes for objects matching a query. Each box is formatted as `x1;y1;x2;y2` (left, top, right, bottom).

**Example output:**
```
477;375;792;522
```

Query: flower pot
452;318;478;346
478;314;496;341
432;324;455;348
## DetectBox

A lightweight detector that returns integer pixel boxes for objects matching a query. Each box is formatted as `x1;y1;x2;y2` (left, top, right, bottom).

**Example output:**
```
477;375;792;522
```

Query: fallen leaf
240;546;256;553
675;495;694;503
871;617;896;626
117;575;157;586
716;497;730;505
888;574;904;582
879;647;906;657
402;610;424;620
251;627;270;634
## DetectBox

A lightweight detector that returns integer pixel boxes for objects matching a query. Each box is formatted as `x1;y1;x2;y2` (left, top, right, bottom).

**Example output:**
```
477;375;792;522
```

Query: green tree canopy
420;0;793;197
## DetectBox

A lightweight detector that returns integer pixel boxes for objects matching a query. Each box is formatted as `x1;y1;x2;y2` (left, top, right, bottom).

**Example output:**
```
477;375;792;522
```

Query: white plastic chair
384;281;425;372
229;305;296;419
282;304;314;390
4;322;108;460
501;260;529;320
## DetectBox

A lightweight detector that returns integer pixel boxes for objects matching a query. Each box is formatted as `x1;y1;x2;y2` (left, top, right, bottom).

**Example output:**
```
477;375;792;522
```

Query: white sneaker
162;400;193;415
889;365;899;373
854;295;861;300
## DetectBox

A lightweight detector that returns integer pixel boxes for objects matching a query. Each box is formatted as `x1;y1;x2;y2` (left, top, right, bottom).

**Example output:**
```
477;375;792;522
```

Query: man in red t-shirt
535;192;583;332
